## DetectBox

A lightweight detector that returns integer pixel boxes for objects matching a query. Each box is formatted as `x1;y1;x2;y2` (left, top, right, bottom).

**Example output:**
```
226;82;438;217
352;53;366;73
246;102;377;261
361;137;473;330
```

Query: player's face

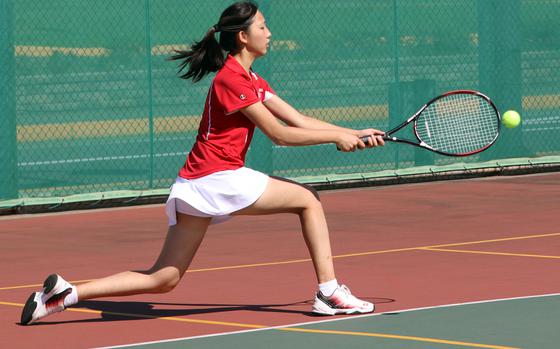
245;11;271;57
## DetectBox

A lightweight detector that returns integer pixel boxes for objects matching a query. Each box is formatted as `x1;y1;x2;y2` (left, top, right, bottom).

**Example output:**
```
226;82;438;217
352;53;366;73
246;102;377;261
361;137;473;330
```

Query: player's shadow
28;296;394;325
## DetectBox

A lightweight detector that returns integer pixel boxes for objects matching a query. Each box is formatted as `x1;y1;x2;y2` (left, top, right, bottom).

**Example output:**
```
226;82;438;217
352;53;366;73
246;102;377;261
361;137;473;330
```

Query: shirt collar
224;54;253;80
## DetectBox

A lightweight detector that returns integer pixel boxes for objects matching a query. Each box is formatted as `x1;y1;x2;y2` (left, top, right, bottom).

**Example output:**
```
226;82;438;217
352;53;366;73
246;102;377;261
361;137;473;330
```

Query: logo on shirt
239;94;246;100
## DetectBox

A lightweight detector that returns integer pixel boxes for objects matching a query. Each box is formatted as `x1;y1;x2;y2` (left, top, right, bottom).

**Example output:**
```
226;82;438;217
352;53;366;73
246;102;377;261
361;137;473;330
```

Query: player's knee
150;268;182;293
302;184;321;202
301;187;323;212
160;276;181;293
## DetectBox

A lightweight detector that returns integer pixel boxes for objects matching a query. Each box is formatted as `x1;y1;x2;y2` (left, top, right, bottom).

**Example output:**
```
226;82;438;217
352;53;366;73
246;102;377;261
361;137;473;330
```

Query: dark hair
169;1;259;82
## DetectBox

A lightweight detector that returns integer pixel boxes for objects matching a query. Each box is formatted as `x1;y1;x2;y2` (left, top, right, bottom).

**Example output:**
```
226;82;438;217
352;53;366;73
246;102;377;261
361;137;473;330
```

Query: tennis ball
502;110;521;128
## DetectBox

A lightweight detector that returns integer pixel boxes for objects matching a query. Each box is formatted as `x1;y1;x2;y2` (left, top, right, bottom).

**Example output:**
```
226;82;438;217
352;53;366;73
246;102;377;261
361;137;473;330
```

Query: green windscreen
1;0;559;205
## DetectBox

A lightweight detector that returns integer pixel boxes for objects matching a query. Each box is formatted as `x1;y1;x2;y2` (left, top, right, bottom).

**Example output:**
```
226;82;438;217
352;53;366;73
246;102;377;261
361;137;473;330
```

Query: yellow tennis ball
502;110;521;128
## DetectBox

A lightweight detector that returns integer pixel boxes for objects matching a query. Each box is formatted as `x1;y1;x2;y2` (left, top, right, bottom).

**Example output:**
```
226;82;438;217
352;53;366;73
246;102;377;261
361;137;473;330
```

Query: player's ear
237;30;249;46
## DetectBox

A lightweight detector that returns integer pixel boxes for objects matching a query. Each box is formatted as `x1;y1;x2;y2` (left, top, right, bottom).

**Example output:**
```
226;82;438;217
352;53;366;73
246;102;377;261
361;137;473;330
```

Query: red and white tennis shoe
312;284;374;315
21;274;72;325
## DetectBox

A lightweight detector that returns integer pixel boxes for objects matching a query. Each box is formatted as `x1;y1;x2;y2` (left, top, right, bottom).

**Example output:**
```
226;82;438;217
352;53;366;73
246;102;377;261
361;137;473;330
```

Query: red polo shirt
179;55;275;179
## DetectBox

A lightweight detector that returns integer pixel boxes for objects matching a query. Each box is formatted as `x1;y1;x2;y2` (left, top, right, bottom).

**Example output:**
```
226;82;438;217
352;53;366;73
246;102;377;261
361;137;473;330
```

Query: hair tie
212;24;221;33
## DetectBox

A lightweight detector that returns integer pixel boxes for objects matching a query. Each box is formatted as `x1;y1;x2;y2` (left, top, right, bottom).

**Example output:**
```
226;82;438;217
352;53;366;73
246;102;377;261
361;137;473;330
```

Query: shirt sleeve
259;76;276;102
214;74;260;114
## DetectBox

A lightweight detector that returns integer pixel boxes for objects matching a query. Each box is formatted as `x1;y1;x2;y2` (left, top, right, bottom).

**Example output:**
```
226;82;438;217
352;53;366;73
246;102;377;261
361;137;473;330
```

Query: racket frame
379;90;501;157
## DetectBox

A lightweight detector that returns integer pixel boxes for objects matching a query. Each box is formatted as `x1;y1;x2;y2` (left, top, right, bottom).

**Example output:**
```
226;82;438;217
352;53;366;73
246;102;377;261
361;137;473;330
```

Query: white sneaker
312;284;374;315
21;274;73;325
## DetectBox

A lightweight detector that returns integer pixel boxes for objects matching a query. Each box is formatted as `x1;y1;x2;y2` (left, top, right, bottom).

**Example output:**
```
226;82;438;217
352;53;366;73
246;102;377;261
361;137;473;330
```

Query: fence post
0;0;18;200
144;0;156;188
389;80;436;167
478;0;528;158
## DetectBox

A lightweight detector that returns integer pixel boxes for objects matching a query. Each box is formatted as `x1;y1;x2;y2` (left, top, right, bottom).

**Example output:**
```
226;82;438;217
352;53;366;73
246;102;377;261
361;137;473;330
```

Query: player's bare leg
234;176;374;315
77;213;211;299
22;213;211;324
233;176;335;283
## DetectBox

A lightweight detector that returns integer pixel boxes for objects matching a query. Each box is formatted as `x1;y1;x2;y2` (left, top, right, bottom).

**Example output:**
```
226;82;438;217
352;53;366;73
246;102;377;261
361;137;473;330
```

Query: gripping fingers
336;144;356;152
361;135;385;147
357;138;366;150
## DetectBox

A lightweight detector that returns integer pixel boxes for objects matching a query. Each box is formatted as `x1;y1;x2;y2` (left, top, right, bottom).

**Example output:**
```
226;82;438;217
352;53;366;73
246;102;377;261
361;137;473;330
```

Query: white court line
96;292;560;349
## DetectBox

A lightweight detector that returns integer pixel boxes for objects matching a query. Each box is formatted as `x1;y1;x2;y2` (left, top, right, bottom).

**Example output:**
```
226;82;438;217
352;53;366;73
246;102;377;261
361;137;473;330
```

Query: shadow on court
26;297;395;325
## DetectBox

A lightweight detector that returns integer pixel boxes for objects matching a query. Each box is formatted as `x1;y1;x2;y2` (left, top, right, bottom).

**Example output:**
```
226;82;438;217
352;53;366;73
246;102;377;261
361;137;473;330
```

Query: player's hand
357;129;385;148
336;133;364;152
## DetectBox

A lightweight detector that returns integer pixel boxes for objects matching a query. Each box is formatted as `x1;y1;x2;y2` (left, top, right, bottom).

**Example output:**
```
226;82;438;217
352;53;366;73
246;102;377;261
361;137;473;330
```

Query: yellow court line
329;232;560;260
1;232;558;291
0;301;517;349
279;327;519;349
186;258;312;273
429;232;560;249
422;248;560;260
0;279;100;291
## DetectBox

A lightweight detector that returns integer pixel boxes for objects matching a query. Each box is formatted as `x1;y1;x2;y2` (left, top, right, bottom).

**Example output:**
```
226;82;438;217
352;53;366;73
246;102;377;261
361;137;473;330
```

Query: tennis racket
361;90;500;156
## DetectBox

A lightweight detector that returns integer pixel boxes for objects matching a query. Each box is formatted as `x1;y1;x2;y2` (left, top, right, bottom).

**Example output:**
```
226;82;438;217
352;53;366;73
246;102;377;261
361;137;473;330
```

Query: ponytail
169;1;259;83
169;26;225;83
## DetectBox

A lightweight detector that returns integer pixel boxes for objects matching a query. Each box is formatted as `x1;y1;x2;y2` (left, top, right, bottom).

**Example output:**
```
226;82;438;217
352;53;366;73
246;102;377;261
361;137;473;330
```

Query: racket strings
420;97;497;153
416;94;499;154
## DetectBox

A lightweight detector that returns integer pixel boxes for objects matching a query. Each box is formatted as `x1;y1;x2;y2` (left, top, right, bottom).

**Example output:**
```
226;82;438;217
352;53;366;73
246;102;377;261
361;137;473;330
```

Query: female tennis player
21;1;385;325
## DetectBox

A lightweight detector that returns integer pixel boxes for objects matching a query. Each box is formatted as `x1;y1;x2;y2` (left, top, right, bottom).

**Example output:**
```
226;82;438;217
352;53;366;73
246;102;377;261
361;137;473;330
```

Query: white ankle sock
63;286;78;307
318;279;338;296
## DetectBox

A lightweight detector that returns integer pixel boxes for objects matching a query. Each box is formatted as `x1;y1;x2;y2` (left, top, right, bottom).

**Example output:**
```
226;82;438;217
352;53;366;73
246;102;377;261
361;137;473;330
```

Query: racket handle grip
360;135;389;142
336;135;388;151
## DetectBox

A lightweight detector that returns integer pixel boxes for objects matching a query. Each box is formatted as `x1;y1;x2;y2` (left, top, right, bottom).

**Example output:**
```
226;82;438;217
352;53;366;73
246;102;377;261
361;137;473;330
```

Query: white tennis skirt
165;167;269;226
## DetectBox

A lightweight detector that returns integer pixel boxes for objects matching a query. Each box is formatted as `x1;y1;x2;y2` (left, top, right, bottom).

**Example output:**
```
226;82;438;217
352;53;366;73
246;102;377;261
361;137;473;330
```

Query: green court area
120;295;560;349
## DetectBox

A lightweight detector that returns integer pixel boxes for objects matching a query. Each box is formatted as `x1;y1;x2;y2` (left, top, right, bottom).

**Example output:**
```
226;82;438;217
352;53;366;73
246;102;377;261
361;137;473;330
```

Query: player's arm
263;95;384;143
240;101;363;151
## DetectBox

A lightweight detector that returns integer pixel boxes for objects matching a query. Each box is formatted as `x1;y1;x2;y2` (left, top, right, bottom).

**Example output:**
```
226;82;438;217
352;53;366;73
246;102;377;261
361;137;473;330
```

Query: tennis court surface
1;173;559;348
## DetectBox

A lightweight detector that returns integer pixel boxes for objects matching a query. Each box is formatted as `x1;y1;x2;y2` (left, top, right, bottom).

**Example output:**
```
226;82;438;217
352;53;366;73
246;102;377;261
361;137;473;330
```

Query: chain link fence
1;0;559;205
